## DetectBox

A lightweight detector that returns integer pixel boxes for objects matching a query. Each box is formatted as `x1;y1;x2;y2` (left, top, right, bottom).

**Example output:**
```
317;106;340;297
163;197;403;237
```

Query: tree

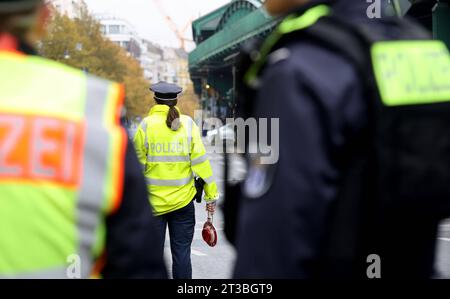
178;84;200;118
39;6;151;118
117;52;153;117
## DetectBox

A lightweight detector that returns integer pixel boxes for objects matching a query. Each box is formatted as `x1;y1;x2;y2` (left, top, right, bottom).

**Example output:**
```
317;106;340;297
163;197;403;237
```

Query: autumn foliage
39;7;153;118
39;6;200;119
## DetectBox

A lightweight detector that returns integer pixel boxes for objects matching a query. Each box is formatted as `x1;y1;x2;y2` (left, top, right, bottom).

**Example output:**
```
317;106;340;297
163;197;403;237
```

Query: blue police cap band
154;96;178;101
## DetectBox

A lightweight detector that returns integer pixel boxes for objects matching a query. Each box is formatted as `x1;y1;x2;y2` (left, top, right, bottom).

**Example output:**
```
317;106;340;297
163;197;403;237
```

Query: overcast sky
84;0;231;50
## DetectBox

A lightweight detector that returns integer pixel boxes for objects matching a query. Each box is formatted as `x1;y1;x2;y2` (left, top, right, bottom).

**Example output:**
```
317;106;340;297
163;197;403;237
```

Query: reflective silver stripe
0;267;67;279
154;96;177;101
204;175;215;184
186;117;193;152
76;76;113;278
148;155;190;163
191;154;208;166
147;175;193;186
141;119;149;150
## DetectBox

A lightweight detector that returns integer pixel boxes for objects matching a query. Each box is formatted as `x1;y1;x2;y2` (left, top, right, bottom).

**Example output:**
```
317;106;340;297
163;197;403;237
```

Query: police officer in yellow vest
0;0;167;278
134;82;219;279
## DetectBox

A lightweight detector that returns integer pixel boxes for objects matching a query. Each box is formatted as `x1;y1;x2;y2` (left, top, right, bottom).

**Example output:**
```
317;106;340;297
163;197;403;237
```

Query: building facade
140;40;192;90
94;16;193;93
140;40;164;82
95;14;142;60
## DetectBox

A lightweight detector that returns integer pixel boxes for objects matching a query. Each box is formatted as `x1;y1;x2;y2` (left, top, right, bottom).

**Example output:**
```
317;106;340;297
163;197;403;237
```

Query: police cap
0;0;42;13
150;81;183;101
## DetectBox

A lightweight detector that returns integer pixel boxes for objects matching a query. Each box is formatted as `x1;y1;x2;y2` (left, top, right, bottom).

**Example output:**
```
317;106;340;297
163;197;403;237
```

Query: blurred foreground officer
232;0;450;279
0;0;166;278
133;82;219;279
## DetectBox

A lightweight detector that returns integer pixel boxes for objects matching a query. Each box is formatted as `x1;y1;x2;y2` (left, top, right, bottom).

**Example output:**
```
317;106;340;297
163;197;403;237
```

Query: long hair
156;99;180;131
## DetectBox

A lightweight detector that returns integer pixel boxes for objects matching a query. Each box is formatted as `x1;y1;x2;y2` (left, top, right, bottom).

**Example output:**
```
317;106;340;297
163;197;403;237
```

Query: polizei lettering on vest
0;113;84;186
150;142;185;154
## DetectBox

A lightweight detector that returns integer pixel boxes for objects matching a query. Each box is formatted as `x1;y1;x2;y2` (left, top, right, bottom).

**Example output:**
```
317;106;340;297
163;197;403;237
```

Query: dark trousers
154;201;196;279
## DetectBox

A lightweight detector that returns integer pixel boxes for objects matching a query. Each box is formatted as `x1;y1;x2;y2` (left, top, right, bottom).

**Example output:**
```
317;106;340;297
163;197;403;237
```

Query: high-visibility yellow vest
0;50;127;278
133;105;218;216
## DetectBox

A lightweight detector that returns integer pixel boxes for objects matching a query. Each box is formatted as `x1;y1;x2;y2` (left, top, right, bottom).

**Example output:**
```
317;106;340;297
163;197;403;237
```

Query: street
160;141;450;279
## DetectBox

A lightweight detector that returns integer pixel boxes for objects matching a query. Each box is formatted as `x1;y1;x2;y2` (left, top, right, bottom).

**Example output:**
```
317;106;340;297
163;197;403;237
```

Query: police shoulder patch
243;156;278;199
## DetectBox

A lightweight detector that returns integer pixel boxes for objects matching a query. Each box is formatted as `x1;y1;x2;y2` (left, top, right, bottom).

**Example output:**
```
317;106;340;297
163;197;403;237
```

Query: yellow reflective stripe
278;5;331;34
371;41;450;106
148;155;190;162
191;154;208;166
147;175;194;186
244;4;331;85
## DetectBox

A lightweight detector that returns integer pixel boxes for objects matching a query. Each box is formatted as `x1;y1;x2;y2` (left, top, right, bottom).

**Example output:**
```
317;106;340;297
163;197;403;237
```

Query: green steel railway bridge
189;0;450;119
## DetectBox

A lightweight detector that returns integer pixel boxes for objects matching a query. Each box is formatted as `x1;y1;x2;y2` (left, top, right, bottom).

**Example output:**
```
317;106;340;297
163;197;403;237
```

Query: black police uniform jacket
233;0;446;279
